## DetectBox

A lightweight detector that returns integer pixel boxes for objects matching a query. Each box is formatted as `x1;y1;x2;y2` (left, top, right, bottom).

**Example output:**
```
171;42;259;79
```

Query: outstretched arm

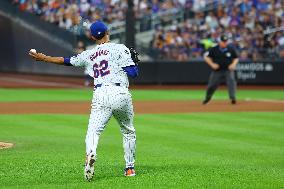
28;50;72;66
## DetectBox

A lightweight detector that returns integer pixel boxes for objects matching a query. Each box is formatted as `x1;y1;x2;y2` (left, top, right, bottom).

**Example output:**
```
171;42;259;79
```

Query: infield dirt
0;142;14;149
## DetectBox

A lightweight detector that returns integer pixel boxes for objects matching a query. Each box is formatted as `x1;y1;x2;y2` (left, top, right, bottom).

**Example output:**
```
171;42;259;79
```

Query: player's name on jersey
90;50;109;61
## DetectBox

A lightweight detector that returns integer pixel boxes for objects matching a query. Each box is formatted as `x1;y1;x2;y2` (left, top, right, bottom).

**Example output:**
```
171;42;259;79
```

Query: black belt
95;83;121;88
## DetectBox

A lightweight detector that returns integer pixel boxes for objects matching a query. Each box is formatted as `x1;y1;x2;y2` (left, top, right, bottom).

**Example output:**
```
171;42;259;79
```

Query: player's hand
211;63;219;70
29;51;47;62
228;64;236;71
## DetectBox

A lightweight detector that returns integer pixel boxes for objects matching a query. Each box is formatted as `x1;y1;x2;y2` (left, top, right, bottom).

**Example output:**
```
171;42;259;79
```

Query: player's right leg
84;104;112;181
112;92;136;176
203;71;221;104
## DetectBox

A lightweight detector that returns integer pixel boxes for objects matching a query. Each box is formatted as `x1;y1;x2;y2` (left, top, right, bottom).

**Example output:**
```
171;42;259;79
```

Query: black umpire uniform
203;35;239;104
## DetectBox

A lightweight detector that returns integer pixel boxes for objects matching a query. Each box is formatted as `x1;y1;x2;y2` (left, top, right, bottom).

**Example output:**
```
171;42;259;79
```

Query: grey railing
69;7;185;42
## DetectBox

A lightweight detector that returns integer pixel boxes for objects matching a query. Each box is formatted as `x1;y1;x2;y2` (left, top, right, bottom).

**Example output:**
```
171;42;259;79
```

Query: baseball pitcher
28;21;139;181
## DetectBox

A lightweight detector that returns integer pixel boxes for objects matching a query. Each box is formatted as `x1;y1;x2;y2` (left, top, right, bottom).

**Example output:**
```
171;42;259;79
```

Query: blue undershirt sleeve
64;57;72;66
122;65;139;78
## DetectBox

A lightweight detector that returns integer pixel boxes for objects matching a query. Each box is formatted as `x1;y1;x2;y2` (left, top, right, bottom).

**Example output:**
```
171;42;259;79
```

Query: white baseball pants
85;85;136;168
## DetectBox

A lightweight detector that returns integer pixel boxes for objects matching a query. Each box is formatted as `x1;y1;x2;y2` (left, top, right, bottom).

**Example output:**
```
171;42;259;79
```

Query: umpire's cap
220;34;228;42
90;21;108;39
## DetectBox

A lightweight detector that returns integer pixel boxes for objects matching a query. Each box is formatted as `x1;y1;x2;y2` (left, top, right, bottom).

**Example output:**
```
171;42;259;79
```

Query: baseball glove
129;47;140;64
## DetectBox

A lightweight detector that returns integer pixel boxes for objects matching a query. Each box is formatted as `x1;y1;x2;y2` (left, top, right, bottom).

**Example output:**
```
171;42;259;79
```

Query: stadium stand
11;0;184;33
11;0;284;61
150;0;284;61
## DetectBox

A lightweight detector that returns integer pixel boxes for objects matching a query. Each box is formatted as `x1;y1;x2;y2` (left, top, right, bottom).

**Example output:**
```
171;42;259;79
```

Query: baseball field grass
0;88;283;188
0;88;284;102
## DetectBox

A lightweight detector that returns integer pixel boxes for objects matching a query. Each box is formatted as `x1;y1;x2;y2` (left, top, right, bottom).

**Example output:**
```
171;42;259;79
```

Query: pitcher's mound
0;142;14;149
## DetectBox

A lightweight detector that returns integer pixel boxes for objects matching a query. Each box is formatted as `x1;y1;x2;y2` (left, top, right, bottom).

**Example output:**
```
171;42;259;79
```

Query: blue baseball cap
90;21;108;39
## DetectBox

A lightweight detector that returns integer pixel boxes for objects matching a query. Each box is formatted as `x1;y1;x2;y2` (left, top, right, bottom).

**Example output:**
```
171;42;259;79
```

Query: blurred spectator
75;40;92;86
75;40;85;54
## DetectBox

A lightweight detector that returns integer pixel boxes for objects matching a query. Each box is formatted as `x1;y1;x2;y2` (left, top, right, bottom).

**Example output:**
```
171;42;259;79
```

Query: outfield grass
0;113;283;188
0;88;283;102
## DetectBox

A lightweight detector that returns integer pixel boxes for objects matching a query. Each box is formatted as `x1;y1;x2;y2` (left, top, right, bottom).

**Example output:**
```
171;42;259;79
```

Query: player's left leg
226;70;237;104
112;92;136;176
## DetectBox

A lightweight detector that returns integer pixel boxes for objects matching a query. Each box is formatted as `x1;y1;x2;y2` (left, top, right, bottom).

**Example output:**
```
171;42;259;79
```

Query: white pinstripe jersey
70;43;135;87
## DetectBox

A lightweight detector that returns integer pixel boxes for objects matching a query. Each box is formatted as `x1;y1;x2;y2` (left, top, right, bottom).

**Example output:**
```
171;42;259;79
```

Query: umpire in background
203;34;239;105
